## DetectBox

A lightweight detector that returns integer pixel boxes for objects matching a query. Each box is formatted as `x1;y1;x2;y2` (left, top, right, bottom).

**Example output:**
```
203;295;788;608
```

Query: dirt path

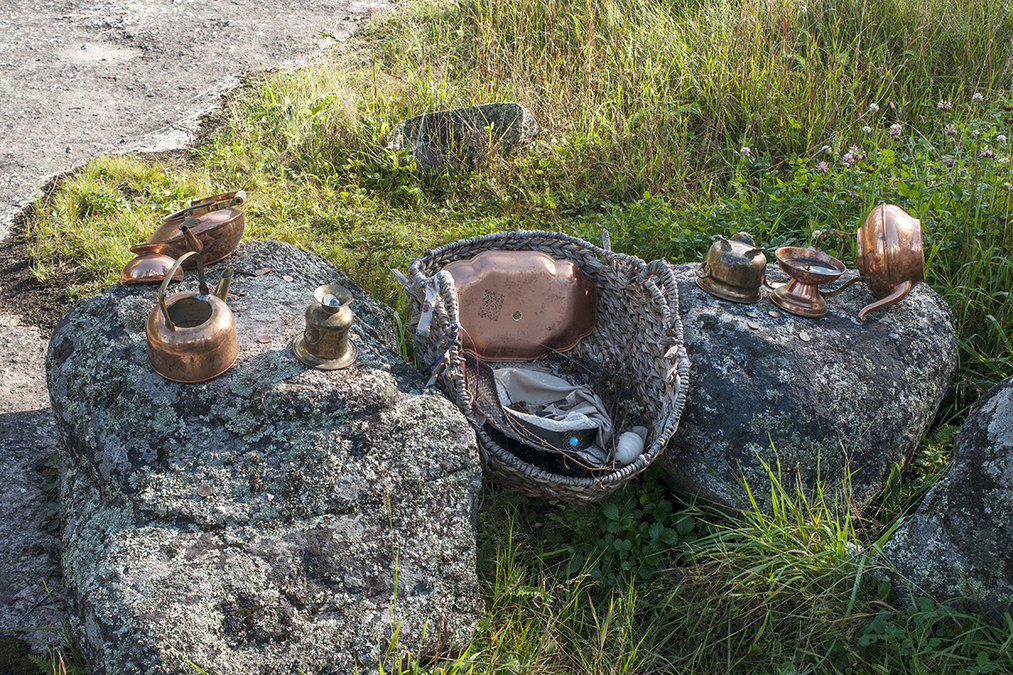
0;0;391;656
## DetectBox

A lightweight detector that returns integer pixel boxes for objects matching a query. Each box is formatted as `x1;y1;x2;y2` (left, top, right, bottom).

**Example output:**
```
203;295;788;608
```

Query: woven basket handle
429;271;479;419
643;260;687;385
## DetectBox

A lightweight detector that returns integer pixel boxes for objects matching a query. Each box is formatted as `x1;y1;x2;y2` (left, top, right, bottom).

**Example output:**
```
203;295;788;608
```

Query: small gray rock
46;241;483;675
658;263;956;514
879;376;1013;618
388;102;538;168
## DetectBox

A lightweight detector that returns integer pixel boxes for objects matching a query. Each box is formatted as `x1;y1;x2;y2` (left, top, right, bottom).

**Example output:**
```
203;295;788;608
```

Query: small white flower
1000;158;1010;164
1006;182;1012;189
822;145;833;154
945;123;958;136
815;161;829;173
998;134;1007;143
888;123;902;137
973;92;984;102
861;125;872;133
740;146;752;157
973;129;981;136
937;100;953;111
869;103;880;112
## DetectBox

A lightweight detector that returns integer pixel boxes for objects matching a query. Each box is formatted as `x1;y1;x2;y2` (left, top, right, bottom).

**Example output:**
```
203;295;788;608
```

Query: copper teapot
814;204;925;321
146;251;238;383
148;190;246;269
696;232;767;303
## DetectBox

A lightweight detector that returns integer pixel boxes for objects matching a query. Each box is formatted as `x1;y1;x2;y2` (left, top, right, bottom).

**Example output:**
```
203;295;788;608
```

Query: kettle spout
180;219;204;254
214;269;233;302
858;279;912;321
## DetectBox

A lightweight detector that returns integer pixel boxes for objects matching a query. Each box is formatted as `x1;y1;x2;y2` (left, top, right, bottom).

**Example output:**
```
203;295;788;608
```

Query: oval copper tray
442;250;597;362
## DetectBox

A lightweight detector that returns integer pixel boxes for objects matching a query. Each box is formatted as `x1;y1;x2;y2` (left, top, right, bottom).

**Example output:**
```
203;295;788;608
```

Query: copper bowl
119;243;182;285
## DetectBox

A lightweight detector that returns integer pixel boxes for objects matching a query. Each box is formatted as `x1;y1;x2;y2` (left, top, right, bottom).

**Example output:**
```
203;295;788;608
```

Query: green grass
22;0;1013;672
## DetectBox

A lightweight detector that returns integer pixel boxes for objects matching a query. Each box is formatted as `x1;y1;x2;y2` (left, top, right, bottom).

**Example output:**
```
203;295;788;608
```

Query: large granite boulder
879;376;1013;617
658;263;956;514
46;241;483;675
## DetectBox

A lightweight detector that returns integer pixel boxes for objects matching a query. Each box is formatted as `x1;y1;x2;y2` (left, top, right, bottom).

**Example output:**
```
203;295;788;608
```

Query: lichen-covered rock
46;241;483;675
879;377;1013;618
388;102;538;167
657;263;956;514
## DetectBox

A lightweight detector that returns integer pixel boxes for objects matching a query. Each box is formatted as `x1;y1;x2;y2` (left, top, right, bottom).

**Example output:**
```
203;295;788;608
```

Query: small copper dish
770;247;846;318
442;250;597;362
119;243;183;285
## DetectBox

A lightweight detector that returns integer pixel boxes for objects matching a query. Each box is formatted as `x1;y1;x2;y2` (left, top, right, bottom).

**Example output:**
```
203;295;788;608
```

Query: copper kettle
147;190;246;269
146;251;238;383
696;232;767;303
814;204;925;321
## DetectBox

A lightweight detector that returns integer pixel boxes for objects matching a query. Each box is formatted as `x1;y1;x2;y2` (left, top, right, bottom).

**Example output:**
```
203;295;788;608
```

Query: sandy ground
0;0;392;655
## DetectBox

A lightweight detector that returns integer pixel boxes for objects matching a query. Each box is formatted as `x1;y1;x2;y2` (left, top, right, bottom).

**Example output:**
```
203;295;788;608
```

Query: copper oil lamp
770;247;847;318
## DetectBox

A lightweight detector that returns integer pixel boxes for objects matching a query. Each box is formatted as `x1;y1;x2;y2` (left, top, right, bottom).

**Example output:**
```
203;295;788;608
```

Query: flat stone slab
46;241;483;675
880;376;1013;618
658;263;956;513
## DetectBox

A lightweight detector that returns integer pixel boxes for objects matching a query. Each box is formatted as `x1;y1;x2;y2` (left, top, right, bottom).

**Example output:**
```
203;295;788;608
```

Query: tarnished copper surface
442;250;597;362
814;203;924;320
770;247;846;318
146;251;238;383
119;243;182;285
148;191;246;268
292;284;358;370
696;232;767;303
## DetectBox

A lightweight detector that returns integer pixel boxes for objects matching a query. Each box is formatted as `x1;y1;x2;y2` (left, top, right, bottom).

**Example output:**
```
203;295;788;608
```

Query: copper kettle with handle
147;190;246;269
146;251;238;383
814;204;925;321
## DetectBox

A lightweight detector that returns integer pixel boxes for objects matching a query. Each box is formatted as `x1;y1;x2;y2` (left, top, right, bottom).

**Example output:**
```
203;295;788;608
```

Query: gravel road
0;0;392;655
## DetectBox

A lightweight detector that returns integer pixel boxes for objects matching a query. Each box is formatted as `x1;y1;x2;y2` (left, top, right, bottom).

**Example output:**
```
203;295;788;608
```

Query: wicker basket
399;230;690;504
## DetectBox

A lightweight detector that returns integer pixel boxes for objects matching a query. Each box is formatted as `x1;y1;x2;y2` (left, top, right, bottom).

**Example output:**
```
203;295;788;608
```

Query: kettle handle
696;262;712;279
157;251;209;331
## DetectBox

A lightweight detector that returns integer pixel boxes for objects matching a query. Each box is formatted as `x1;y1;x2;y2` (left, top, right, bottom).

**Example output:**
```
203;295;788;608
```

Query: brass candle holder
292;284;357;370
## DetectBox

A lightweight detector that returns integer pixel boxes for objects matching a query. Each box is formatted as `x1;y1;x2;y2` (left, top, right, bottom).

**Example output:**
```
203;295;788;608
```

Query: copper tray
442;250;597;361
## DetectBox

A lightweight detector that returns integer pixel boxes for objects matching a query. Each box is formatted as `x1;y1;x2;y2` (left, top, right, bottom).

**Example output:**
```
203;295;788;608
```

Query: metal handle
302;327;324;345
813;229;853;246
820;275;867;299
163;190;246;222
696;263;712;279
157;251;208;331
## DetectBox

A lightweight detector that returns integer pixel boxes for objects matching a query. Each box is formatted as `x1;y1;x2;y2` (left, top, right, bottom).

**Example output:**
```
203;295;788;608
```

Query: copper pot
147;191;246;269
146;251;238;383
814;204;925;321
696;232;767;303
